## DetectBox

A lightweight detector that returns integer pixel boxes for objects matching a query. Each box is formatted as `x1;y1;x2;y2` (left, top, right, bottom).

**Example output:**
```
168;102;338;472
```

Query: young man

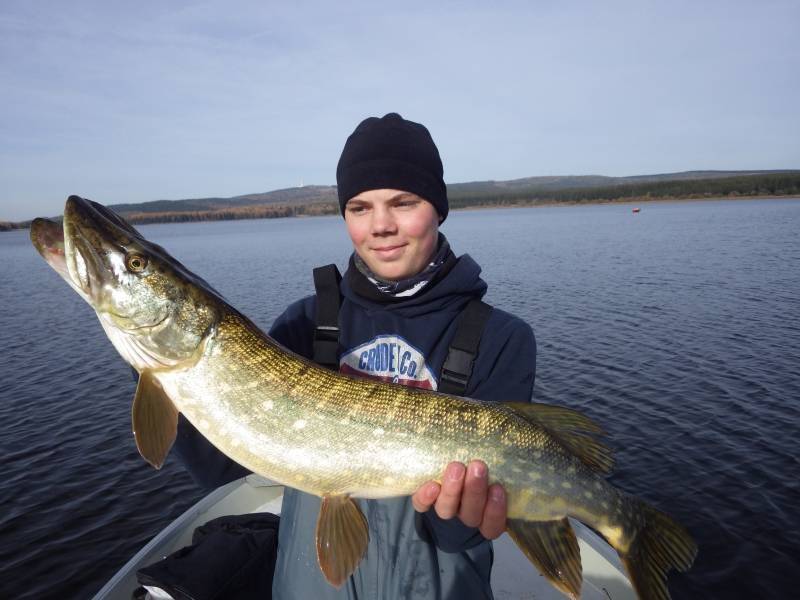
174;113;536;599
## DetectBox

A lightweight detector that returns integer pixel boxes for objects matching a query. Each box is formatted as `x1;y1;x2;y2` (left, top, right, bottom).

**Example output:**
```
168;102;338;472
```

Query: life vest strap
312;264;342;370
438;299;492;395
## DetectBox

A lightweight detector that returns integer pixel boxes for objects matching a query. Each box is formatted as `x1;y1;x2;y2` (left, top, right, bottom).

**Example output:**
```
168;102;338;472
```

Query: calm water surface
1;199;798;599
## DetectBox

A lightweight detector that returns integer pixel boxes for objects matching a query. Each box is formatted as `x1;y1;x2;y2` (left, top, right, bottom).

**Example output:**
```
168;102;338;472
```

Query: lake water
1;199;798;599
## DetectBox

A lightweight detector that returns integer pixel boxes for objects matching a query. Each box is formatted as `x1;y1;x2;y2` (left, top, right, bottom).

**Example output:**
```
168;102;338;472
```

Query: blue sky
1;0;798;221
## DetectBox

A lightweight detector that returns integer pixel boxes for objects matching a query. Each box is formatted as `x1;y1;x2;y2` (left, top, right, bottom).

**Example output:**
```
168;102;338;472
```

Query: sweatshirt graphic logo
339;335;438;390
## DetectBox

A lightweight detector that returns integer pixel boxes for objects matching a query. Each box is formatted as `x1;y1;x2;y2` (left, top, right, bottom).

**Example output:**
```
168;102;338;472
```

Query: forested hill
3;170;799;230
447;170;800;209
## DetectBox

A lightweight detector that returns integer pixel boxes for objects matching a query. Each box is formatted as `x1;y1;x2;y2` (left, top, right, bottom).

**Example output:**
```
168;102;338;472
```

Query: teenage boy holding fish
175;112;536;599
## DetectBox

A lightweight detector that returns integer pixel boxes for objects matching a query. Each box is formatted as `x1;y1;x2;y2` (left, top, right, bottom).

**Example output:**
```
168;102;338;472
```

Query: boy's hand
411;460;507;540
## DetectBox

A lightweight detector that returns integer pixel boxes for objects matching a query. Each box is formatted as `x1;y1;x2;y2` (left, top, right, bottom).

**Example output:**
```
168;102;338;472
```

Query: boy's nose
371;207;397;235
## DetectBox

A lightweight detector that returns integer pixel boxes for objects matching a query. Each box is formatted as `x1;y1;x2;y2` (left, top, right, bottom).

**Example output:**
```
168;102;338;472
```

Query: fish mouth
67;233;99;296
65;226;105;300
62;195;129;299
30;217;92;302
30;218;66;269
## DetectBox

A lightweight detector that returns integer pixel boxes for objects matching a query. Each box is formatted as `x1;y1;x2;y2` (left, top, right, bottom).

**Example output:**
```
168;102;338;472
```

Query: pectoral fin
315;495;369;588
507;517;582;600
131;370;178;469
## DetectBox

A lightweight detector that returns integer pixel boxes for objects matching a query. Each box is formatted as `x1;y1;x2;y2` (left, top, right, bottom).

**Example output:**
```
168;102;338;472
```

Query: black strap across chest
437;299;492;395
312;264;342;370
311;263;492;396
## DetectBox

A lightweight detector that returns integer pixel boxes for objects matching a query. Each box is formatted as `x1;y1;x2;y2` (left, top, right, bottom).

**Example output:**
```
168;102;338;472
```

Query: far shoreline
453;193;800;212
2;194;798;232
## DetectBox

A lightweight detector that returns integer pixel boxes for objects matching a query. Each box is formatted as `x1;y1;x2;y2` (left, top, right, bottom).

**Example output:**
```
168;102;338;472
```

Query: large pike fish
31;196;696;599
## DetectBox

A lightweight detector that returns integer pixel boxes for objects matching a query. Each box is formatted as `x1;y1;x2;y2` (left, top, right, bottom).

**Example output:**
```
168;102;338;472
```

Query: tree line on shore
0;220;30;231
119;172;800;224
447;172;800;209
3;172;798;230
119;200;338;224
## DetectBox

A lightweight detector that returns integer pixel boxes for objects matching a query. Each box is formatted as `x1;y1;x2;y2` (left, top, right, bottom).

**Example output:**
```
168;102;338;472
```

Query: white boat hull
93;475;634;600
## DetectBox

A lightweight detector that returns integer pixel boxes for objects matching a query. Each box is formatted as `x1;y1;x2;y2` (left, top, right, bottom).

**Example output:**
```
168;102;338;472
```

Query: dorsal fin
507;402;614;473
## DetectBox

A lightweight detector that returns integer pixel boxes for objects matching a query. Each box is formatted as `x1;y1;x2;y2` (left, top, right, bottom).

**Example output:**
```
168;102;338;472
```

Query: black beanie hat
336;113;449;223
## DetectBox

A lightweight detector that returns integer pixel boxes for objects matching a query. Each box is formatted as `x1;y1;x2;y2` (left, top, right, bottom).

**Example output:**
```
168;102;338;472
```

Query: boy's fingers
458;460;489;528
411;481;441;512
479;484;507;540
434;462;466;520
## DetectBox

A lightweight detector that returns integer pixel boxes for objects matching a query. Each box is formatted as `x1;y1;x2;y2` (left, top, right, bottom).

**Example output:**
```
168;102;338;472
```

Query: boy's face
344;189;440;281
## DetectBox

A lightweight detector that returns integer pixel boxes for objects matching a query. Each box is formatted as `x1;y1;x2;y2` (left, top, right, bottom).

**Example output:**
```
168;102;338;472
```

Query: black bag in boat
136;512;280;600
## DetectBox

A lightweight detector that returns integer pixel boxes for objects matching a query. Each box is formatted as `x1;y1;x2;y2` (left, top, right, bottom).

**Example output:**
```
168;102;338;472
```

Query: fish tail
618;500;697;600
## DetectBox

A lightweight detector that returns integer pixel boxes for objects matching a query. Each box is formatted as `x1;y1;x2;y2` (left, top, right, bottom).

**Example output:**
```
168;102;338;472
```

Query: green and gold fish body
31;196;697;599
158;311;633;546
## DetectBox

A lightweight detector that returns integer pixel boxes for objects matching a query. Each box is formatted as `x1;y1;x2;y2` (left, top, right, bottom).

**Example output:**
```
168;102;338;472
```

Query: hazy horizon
2;0;799;221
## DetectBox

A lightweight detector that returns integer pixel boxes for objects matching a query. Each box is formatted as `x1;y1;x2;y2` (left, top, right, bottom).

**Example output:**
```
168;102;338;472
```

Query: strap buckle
440;348;475;389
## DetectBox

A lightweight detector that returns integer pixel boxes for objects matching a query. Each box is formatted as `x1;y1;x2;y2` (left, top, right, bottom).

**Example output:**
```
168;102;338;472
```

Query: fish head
34;195;221;371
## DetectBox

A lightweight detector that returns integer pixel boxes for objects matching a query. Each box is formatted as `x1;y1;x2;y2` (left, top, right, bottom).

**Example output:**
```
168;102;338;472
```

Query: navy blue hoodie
173;253;536;600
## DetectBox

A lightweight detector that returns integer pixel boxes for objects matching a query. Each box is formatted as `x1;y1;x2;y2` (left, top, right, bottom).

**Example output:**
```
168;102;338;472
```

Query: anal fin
315;495;369;588
507;517;582;600
131;370;178;469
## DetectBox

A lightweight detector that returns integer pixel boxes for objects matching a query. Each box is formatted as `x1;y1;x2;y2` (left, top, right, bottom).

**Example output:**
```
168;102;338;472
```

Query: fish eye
125;253;148;273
